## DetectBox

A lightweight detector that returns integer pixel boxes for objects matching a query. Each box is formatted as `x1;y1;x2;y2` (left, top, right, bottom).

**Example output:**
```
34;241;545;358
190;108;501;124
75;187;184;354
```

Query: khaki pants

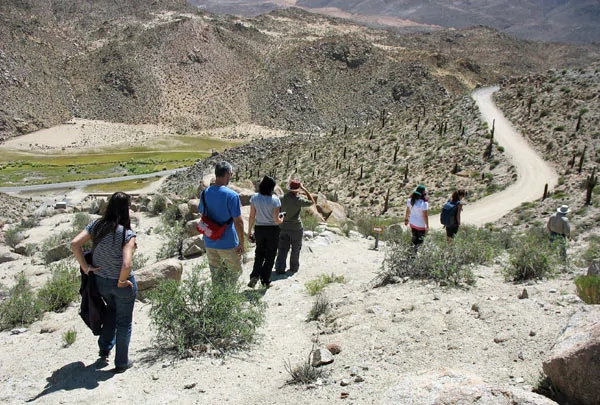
206;247;243;285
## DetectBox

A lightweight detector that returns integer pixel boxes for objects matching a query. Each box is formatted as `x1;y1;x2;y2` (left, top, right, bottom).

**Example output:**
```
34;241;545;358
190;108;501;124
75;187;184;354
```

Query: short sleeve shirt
199;185;242;249
407;198;429;230
250;193;281;226
86;219;136;280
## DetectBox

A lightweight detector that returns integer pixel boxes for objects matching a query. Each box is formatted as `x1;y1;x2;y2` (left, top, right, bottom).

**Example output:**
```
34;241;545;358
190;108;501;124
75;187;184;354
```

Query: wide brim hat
557;205;570;214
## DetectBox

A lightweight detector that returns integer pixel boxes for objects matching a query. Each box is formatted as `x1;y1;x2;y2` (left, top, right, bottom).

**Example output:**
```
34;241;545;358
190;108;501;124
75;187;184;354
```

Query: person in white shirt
404;185;429;249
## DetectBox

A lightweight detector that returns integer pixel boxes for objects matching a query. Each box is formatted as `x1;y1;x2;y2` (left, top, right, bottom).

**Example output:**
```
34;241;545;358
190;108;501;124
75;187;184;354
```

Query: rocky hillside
491;65;600;238
162;93;515;219
1;2;598;140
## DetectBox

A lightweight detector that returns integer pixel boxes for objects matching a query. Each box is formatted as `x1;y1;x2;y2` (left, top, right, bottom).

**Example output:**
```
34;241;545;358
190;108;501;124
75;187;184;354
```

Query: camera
278;212;286;219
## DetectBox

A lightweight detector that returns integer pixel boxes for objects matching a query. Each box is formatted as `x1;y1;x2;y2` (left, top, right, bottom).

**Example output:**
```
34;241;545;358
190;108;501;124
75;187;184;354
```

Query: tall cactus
585;167;597;205
578;145;587;174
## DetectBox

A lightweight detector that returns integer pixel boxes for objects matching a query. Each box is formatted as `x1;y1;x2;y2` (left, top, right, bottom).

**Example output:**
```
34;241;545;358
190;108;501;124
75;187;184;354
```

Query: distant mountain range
191;0;600;44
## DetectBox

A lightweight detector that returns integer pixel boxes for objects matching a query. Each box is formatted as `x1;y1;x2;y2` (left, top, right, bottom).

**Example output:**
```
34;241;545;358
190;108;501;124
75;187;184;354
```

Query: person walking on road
547;204;571;260
199;161;245;286
443;189;466;242
71;191;137;373
405;185;429;250
274;180;316;274
247;176;283;288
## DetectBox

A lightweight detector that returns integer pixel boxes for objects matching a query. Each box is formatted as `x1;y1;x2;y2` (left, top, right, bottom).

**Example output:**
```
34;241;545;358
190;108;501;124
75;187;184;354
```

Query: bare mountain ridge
1;3;598;141
193;0;600;44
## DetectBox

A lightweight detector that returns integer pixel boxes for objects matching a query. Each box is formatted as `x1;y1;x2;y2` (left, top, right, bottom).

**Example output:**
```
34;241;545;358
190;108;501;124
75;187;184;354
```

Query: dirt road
431;86;558;228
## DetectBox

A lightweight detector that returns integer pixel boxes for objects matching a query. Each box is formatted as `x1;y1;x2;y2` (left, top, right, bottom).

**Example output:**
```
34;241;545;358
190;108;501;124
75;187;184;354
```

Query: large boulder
383;368;557;405
188;199;200;215
181;235;205;258
0;246;21;264
228;185;254;206
185;219;202;237
44;243;72;263
542;308;600;405
135;259;183;297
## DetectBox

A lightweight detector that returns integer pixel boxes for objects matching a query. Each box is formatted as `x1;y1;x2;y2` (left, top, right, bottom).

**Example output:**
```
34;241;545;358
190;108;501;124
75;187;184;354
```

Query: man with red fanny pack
198;161;245;286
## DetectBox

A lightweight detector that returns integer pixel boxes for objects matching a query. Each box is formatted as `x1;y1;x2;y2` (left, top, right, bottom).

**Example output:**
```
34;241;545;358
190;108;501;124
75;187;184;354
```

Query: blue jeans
95;275;137;368
275;228;304;272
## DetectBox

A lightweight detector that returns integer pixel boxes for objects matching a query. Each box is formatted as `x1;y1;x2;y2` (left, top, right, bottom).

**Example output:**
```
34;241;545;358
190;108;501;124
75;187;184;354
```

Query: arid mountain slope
1;3;598;140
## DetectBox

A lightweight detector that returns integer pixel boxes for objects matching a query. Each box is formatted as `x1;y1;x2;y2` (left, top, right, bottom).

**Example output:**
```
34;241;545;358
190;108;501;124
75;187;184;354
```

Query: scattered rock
311;348;334;367
518;288;529;299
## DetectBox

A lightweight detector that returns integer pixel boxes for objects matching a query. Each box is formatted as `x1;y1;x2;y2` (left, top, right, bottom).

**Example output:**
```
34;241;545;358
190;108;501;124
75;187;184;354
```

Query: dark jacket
79;251;106;335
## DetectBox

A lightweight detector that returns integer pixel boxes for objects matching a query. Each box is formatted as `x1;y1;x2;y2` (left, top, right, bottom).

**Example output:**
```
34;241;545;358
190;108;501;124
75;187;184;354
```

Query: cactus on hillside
585;167;597;205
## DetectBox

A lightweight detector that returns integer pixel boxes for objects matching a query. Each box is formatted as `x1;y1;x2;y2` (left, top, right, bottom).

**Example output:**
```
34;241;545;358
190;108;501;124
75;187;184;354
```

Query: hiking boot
247;277;259;288
114;360;134;374
99;349;110;359
275;269;286;275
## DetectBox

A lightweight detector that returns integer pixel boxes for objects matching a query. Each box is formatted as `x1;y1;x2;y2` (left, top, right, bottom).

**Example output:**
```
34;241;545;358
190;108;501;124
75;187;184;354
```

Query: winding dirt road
439;86;558;227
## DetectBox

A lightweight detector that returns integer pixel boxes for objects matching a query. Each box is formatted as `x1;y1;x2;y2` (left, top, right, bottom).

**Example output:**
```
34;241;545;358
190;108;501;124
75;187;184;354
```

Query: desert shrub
148;265;266;355
373;232;483;288
149;194;168;216
307;293;330;321
300;210;319;232
581;236;600;266
0;273;41;330
132;252;149;270
161;204;182;227
574;275;600;304
284;352;326;385
3;227;24;249
155;224;185;260
72;212;92;231
305;273;346;296
505;227;560;281
36;261;80;313
62;328;77;347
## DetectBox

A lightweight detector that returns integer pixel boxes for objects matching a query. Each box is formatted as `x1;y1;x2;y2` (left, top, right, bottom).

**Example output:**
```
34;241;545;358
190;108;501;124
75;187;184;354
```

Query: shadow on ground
27;359;114;402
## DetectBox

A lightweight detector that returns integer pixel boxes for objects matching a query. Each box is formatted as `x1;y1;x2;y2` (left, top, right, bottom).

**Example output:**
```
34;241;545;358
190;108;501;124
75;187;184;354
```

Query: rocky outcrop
542;308;600;405
383;368;557;405
135;259;183;297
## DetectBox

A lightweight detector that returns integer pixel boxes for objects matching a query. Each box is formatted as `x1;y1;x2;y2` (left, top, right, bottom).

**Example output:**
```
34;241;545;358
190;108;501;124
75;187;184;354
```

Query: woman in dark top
71;191;137;373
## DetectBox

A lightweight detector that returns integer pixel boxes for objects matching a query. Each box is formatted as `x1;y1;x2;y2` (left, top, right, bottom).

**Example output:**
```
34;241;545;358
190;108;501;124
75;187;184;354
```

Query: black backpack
440;200;460;227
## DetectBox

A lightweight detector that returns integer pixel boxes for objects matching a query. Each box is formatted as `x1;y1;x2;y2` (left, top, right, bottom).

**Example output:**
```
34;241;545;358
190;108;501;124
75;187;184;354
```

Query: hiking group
70;161;572;373
197;161;317;289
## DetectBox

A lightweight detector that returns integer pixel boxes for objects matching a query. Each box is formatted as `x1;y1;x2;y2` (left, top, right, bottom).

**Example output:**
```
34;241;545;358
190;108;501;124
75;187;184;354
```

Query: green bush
581;236;600;266
575;275;600;304
3;227;24;249
148;265;266;355
149;194;168;216
72;212;92;231
0;273;41;330
305;273;346;296
505;227;560;281
62;328;77;347
37;262;80;313
300;210;319;232
374;229;495;287
155;224;185;260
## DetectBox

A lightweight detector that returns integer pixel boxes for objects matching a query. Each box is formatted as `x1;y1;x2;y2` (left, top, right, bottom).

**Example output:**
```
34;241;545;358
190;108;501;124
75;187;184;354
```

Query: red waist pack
197;190;232;240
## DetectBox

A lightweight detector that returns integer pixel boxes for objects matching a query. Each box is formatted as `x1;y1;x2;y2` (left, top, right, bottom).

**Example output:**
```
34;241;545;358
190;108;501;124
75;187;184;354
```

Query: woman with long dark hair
404;185;429;249
247;176;283;288
71;191;137;373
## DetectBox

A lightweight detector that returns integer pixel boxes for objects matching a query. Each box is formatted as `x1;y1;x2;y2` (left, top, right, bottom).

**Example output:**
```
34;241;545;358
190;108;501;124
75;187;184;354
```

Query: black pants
251;226;280;284
411;228;426;246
